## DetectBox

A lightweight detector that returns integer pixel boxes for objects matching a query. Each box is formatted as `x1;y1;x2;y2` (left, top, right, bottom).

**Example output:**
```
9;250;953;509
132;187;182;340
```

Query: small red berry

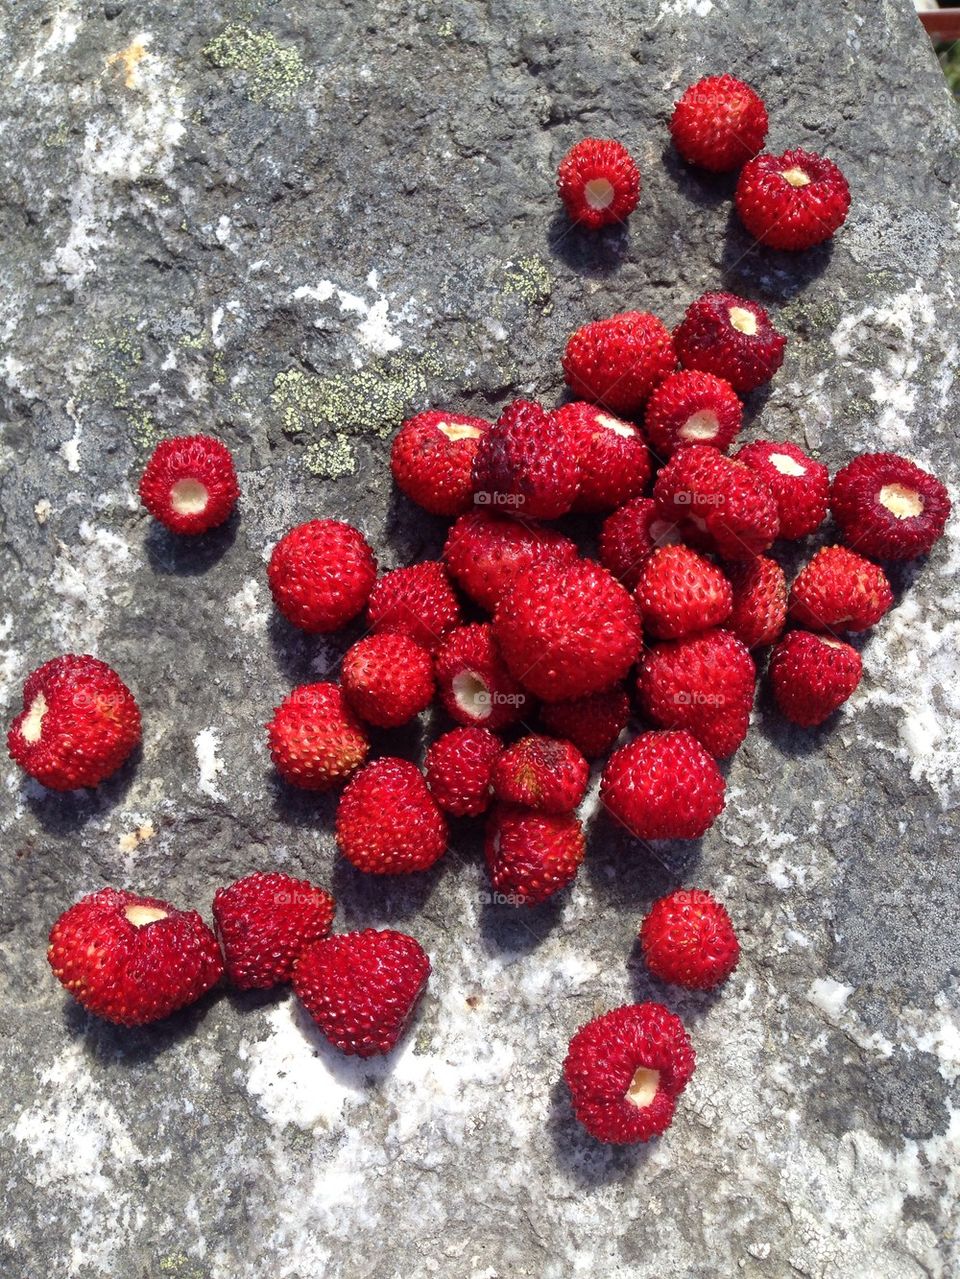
735;439;829;539
540;686;630;759
601;730;725;841
653;444;780;560
341;632;434;728
366;561;461;652
434;623;531;729
472;399;579;520
556;138;641;229
424;726;502;817
634;545;733;640
212;871;335;991
139;434;239;534
674;291;786;394
829;453;951;561
735;148;850;251
267;683;369;791
485;804;586;906
599;497;681;590
643;369;743;460
336;757;447;874
552;401;651;512
563;311;677;416
725;556;787;649
670;74;768;173
390;409;490;516
443;511;579;613
768;630;862;727
269;519;376;634
492;734;589;813
640;889;740;990
788;546;893;633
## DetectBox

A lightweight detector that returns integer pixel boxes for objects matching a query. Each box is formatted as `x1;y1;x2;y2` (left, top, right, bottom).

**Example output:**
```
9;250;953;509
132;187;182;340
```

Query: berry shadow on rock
721;207;835;302
659;144;739;209
266;609;354;687
268;774;339;832
143;511;239;577
331;855;449;926
546;211;631;278
751;677;835;758
62;985;223;1067
23;744;142;835
546;1076;656;1187
477;893;565;956
384;489;455;566
583;807;703;906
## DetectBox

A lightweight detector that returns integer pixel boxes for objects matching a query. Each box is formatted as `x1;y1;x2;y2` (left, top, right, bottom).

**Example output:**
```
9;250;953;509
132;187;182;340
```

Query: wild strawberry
7;655;141;791
341;632;434;728
424;726;502;817
366;561;461;652
725;556;787;649
634;545;733;640
540;686;630;758
768;630;862;727
139;434;239;535
735;439;829;539
669;74;768;173
390;409;490;516
652;444;779;559
674;291;786;394
637;628;755;758
471;399;579;520
492;735;589;813
269;519;376;634
735;148;851;251
434;623;530;729
599;497;681;590
48;888;223;1026
293;929;430;1057
267;683;369;791
830;453;951;561
212;871;335;990
552;401;651;512
601;730;725;841
485;804;585;906
443;511;579;613
643;369;743;459
563;1002;696;1144
336;757;447;874
562;311;676;416
556;138;641;229
494;559;642;702
640;889;740;990
789;546;893;633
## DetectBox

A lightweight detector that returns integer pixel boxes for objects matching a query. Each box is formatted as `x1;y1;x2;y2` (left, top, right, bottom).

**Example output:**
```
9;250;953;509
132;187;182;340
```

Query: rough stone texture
1;1;958;1276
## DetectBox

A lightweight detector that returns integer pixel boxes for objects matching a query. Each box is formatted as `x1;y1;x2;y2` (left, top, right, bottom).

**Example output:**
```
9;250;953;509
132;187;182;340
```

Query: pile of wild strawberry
10;76;952;1145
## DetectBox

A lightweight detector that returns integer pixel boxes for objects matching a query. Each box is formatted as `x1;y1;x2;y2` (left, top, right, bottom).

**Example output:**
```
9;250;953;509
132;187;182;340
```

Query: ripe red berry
640;889;740;990
267;682;369;791
336;757;447;874
494;559;642;702
674;291;786;394
670;74;768;173
601;730;725;841
548;401;649;513
366;561;461;652
563;311;677;416
634;545;733;640
485;804;586;906
599;497;681;590
48;888;223;1026
269;519;376;634
735;148;851;251
212;871;335;991
443;511;578;613
472;399;579;520
424;726;502;817
556;137;641;229
643;369;743;459
789;546;893;633
341;632;434;728
653;444;780;560
434;623;530;729
492;734;589;813
293;929;430;1057
735;439;829;539
725;556;787;649
7;655;141;791
829;453;951;561
768;630;862;727
563;1002;696;1144
139;434;239;534
390;409;490;516
540;686;630;759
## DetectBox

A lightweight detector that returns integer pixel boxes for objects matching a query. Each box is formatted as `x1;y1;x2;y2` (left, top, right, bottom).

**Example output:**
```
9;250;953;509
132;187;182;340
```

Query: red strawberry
269;519;376;634
735;439;829;539
7;655;141;791
735;148;851;251
293;929;430;1057
768;630;862;727
390;409;490;516
341;632;434;728
212;871;335;990
562;311;677;416
492;735;589;813
652;444;779;559
725;556;787;649
485;804;586;906
669;74;768;173
336;757;447;874
267;683;369;791
599;497;681;590
552;401;651;512
634;545;733;640
494;559;642;702
830;453;951;561
434;623;530;729
640;889;740;990
139;434;239;535
48;888;223;1026
674;291;786;394
789;546;893;633
556;138;641;229
540;686;630;758
443;511;578;613
472;399;579;520
563;1002;695;1144
424;726;502;817
643;369;743;459
366;561;461;652
601;730;725;840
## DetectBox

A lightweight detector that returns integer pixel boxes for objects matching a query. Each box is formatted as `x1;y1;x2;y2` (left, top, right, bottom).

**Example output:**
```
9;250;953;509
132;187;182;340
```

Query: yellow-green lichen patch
503;256;552;310
305;433;357;478
204;24;309;110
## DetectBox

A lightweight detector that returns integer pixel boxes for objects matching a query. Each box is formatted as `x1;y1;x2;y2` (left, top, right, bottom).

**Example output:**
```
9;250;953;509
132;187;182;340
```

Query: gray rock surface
1;1;958;1275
